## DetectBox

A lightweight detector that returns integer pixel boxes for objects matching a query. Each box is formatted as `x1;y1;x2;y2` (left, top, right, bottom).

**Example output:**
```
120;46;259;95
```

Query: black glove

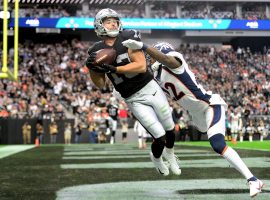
89;65;111;73
85;52;97;68
99;63;117;73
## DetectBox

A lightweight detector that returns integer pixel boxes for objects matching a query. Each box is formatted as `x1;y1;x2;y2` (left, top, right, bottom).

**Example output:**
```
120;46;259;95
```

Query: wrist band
142;43;148;51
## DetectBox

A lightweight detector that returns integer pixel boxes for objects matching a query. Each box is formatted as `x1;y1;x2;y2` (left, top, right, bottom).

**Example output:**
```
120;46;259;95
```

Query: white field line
0;145;35;159
56;179;270;200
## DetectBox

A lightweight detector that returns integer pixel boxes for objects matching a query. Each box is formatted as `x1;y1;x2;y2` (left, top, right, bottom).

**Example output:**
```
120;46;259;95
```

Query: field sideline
0;142;269;200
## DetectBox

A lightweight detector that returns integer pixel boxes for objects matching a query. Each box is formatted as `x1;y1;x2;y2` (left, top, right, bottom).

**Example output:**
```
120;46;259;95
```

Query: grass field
0;142;269;200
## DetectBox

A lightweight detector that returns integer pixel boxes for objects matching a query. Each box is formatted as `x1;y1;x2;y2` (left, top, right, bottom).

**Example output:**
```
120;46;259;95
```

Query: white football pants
125;80;175;139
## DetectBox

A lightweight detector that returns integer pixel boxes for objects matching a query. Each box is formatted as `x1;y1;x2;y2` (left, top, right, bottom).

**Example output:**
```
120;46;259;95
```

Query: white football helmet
94;8;123;37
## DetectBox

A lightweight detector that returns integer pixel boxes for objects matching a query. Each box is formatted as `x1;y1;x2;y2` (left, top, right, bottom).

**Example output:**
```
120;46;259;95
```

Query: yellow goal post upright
0;0;19;81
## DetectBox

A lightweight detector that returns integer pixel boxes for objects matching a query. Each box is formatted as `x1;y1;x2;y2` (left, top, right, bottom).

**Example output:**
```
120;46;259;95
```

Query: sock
151;136;166;158
165;147;174;155
222;146;253;180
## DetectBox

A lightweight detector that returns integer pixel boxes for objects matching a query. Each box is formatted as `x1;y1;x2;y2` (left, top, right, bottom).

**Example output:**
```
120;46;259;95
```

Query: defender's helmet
153;42;175;54
94;8;123;37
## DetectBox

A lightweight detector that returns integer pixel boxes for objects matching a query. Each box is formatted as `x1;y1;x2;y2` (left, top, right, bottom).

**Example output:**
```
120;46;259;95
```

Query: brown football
95;48;116;65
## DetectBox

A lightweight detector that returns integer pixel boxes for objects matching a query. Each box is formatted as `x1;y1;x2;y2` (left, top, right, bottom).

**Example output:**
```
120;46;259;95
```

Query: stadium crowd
0;39;269;141
13;4;269;20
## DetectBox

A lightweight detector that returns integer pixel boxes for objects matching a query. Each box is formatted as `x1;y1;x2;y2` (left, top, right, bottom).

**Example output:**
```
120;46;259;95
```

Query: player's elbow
138;62;147;73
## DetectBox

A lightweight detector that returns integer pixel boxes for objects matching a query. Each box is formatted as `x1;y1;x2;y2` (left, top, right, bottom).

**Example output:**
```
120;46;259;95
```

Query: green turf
178;141;270;151
0;143;269;200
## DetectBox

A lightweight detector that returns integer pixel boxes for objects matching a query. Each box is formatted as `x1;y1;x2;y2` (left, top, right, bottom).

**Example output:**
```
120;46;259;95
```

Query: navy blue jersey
88;30;153;98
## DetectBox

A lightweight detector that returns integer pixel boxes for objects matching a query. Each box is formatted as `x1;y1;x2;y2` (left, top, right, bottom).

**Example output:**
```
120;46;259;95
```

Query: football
95;48;116;65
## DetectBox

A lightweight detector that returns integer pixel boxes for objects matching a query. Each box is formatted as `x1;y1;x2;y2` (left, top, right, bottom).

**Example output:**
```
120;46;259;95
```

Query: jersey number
111;53;138;85
164;82;185;101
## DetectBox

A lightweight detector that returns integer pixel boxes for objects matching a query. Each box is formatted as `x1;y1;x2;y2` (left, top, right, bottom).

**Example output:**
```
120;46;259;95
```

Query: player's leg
146;80;181;175
110;119;117;144
125;98;169;176
207;105;264;197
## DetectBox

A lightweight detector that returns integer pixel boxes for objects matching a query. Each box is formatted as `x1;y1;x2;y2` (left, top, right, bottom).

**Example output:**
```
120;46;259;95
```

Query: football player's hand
151;61;162;72
87;64;109;73
122;39;148;50
85;52;97;68
99;64;117;73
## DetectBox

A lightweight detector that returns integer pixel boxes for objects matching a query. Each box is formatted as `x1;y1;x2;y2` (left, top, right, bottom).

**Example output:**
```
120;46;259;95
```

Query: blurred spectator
74;123;82;144
64;123;72;145
36;122;44;144
22;122;31;144
246;119;256;142
257;119;267;142
49;122;58;144
88;122;97;143
121;121;129;144
98;131;107;143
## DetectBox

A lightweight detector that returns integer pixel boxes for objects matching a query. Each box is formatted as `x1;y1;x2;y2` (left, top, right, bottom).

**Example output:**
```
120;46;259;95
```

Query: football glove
122;39;148;51
85;52;97;67
85;55;107;73
99;63;117;73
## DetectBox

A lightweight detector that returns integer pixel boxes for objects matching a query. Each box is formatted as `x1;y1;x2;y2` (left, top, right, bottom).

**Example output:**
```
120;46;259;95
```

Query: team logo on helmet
94;8;123;37
153;42;175;54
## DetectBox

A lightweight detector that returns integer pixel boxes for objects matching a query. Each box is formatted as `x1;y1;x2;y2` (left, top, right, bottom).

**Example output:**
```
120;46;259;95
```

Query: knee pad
209;133;226;154
151;135;166;158
165;129;175;148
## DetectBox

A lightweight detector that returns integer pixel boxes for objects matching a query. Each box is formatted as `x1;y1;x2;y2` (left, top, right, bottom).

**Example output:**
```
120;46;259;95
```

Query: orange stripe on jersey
221;145;228;155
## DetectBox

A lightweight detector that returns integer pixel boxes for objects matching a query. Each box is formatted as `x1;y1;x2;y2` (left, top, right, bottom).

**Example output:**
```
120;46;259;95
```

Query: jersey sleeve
122;29;141;41
87;44;96;55
87;42;102;55
165;51;185;74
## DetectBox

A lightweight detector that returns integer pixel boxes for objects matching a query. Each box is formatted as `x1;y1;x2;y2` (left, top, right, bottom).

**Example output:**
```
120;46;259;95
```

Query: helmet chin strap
103;25;120;37
107;30;119;37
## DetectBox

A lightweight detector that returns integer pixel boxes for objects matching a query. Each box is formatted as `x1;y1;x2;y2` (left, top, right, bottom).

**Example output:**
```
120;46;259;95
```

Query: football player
85;8;181;176
106;98;119;144
122;39;264;197
134;119;148;149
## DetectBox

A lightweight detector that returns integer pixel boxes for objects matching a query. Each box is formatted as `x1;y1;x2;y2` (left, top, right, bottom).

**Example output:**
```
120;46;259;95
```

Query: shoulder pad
87;41;103;55
121;29;141;41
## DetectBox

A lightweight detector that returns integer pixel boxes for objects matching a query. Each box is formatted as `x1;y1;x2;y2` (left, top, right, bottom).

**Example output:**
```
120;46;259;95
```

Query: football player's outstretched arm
122;39;181;69
116;49;147;73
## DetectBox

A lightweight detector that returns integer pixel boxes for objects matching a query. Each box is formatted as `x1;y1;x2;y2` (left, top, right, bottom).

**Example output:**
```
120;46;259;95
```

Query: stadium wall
0;118;74;144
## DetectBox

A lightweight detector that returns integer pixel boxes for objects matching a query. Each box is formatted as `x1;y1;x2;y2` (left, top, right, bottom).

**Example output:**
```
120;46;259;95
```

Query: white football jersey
153;51;227;115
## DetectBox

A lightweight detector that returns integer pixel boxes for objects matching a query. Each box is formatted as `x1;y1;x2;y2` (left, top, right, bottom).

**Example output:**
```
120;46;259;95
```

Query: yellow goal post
0;0;19;81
